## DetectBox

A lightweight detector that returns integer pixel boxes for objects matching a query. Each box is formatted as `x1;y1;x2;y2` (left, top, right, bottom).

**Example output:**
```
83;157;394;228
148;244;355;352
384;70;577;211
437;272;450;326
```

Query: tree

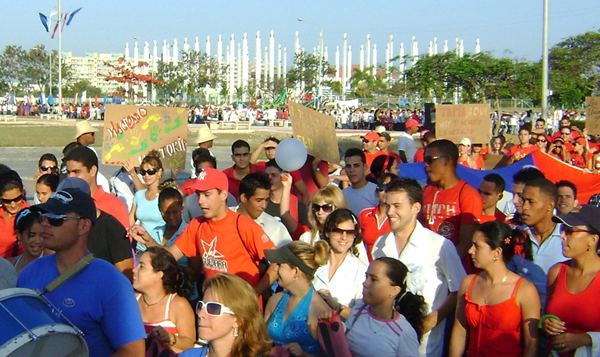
286;51;334;94
63;80;103;98
100;57;162;100
0;45;27;93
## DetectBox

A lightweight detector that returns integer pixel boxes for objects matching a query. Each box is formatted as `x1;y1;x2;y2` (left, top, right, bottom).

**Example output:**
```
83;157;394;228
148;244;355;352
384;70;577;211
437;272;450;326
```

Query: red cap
406;119;423;128
190;168;229;192
361;132;380;141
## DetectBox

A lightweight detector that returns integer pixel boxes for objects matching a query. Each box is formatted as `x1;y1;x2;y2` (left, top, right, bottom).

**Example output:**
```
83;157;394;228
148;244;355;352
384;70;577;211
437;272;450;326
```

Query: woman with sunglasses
549;138;571;163
359;173;399;262
0;170;28;259
129;151;166;254
345;257;426;357
35;173;59;204
313;209;368;321
133;246;195;353
536;135;551;153
264;241;331;357
570;137;593;170
179;273;272;357
33;153;59;183
8;208;44;274
542;205;600;356
299;185;348;245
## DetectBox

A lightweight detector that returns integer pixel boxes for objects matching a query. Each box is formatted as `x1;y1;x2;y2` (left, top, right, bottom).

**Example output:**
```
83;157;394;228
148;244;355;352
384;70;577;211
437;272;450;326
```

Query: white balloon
275;138;307;172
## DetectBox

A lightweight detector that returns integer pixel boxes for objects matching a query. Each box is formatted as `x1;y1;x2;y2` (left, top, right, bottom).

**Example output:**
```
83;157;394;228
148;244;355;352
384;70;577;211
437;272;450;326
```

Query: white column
347;45;352;80
324;46;328;64
283;47;287;81
335;46;340;81
372;44;377;75
433;37;438;55
459;39;464;57
366;34;371;75
277;44;282;79
142;41;149;99
237;43;242;88
342;33;347;90
399;43;405;75
172;39;178;66
229;34;235;100
183;38;190;53
269;30;275;84
206;36;211;57
255;32;262;88
389;35;394;65
152;40;157;103
263;46;269;87
242;33;249;91
428;41;433;56
194;36;200;53
359;45;364;71
385;43;390;80
125;42;130;62
217;35;223;104
161;40;167;62
475;38;481;54
411;36;418;66
444;40;448;53
133;42;139;99
455;38;460;55
295;31;300;55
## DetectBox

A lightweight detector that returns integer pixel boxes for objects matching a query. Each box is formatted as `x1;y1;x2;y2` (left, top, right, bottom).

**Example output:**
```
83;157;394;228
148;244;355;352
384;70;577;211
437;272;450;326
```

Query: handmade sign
288;101;339;163
435;103;491;144
101;105;188;171
585;97;600;135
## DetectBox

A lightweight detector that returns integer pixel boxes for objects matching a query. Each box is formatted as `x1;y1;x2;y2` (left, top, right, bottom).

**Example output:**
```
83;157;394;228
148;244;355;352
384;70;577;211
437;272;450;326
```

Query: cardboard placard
585;97;600;135
435;103;491;144
288;101;340;163
484;154;509;170
101;105;188;171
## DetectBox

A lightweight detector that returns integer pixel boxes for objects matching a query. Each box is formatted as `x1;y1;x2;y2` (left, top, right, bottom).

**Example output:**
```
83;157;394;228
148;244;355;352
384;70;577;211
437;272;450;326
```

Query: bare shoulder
311;290;332;314
264;292;285;319
171;294;194;314
459;274;476;295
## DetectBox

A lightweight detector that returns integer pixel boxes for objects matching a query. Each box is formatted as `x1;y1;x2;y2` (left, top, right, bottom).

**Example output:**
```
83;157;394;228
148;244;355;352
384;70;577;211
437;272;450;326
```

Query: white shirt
231;206;292;248
312;253;367;307
300;231;370;266
397;132;417;163
371;221;466;357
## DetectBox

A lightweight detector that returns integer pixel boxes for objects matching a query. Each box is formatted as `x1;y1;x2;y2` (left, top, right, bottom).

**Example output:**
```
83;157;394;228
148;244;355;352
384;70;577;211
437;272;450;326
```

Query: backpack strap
41;254;95;295
345;304;368;336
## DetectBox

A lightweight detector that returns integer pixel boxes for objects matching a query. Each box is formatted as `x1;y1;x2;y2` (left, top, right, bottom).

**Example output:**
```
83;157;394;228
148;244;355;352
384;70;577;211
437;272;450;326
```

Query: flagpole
58;0;62;115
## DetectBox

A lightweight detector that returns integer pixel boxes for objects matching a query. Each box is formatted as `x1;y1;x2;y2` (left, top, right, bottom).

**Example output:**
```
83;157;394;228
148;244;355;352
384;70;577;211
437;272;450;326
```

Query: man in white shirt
398;119;421;163
342;148;378;216
372;178;466;357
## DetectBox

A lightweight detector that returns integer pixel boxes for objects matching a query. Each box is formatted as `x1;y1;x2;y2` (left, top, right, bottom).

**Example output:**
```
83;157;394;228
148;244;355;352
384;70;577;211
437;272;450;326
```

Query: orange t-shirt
420;180;483;246
0;204;28;259
175;210;275;287
414;148;425;163
358;206;391;262
508;145;539;161
364;150;385;167
480;210;507;224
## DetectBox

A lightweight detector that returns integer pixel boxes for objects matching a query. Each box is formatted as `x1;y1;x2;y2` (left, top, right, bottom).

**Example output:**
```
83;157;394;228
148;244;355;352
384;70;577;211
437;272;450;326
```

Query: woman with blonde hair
265;241;332;357
179;273;272;357
299;185;348;245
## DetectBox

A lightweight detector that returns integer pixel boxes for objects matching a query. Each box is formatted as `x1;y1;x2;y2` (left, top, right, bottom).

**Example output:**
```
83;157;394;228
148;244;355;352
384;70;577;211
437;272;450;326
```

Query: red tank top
546;262;600;357
464;276;525;357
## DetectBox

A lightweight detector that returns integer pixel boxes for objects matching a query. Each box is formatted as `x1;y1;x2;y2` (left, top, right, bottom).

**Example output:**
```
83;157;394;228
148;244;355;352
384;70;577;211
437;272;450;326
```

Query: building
62;51;124;95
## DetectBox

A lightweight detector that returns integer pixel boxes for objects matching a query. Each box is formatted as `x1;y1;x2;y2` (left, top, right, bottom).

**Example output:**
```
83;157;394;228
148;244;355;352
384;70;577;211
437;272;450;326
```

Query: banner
435;103;491;144
289;101;340;164
585;97;600;135
101;105;188;172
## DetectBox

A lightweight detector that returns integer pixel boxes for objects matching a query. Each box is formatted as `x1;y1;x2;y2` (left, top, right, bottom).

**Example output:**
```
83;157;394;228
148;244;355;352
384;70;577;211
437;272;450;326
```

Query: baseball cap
458;138;472;146
265;244;316;277
553;205;600;233
57;177;91;194
405;119;423;128
360;132;380;141
189;168;228;192
420;129;431;140
35;188;97;224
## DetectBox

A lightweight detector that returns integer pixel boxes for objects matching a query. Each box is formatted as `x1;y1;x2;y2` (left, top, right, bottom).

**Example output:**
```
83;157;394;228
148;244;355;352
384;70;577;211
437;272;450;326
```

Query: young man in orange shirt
508;126;539;164
360;131;385;167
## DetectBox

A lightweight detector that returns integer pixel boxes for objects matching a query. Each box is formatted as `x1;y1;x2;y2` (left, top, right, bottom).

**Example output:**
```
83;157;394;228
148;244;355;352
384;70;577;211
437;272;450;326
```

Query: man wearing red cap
398;119;422;163
163;168;276;295
360;131;385;167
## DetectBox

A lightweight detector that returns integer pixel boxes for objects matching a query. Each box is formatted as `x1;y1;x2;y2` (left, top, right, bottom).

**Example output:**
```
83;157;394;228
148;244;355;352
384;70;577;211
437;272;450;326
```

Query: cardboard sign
101;105;188;171
288;101;340;163
585;97;600;135
484;154;509;170
435;103;491;144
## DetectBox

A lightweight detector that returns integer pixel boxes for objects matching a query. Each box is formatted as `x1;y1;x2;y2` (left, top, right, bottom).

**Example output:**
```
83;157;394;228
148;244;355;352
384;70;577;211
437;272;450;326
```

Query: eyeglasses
362;139;372;143
538;139;547;143
1;195;24;205
264;146;277;151
330;228;357;237
196;301;235;317
140;168;158;176
39;165;56;171
376;183;388;192
423;155;447;165
560;225;590;235
312;203;335;213
39;212;85;227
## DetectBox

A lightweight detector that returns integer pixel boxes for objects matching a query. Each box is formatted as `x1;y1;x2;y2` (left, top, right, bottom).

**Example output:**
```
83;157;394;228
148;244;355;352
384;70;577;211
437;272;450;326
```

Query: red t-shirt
358;206;391;262
364;150;385;167
508;145;539;162
296;157;330;197
569;151;593;169
175;210;275;287
383;151;401;164
420;180;483;246
0;204;28;259
93;186;129;229
256;161;304;200
414;148;425;163
222;164;265;201
480;210;507;224
180;178;196;196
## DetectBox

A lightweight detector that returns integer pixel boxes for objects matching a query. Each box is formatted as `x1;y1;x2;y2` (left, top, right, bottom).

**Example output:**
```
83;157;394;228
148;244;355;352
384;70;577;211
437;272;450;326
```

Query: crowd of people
1;109;600;357
0;101;105;119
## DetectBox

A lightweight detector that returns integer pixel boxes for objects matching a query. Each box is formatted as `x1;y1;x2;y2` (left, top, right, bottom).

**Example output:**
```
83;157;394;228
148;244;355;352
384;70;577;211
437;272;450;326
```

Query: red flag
51;23;59;39
61;13;68;33
72;93;78;105
94;95;98;107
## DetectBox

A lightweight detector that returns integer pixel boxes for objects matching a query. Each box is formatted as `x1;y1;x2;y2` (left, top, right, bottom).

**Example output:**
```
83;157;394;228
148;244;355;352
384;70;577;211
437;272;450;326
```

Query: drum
0;288;88;357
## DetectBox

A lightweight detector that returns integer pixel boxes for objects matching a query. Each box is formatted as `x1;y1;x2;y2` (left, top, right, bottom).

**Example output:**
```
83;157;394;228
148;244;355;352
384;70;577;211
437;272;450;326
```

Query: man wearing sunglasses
360;131;385;167
74;120;99;157
17;188;145;356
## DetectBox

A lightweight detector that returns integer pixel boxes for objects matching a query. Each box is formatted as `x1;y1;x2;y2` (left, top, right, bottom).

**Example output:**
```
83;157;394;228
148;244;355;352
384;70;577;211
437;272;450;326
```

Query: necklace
483;272;508;305
142;293;167;307
534;223;556;241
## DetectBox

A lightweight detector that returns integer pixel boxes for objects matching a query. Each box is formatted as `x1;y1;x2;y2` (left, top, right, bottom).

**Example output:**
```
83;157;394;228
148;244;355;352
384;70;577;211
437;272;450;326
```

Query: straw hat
74;120;99;139
197;125;217;144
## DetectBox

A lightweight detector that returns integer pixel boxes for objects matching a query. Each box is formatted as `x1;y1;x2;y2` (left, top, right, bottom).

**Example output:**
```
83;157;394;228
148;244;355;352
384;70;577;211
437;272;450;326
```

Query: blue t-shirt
133;189;166;250
179;347;208;357
17;255;146;357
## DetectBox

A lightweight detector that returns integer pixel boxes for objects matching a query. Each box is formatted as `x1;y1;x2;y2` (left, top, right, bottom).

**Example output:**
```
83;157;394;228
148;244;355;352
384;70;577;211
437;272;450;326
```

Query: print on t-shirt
202;236;227;272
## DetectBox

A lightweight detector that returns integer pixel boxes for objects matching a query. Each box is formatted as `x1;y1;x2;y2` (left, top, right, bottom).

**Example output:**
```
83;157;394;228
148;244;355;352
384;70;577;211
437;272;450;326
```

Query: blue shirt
17;255;145;357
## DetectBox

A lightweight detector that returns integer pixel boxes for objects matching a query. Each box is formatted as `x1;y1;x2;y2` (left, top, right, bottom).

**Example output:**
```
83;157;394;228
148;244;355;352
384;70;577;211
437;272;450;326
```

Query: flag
51;22;59;39
94;95;98;107
26;95;31;105
49;7;57;19
60;13;68;33
48;94;55;105
39;13;49;32
81;90;87;104
72;93;78;105
66;8;82;26
39;92;46;104
8;93;14;104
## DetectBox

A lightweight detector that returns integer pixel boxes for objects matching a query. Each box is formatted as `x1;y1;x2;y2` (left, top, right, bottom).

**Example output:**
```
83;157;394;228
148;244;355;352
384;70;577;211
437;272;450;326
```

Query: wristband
538;314;562;329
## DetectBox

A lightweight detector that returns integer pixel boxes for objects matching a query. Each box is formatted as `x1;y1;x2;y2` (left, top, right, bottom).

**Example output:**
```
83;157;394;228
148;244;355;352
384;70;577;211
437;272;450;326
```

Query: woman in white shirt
313;208;368;320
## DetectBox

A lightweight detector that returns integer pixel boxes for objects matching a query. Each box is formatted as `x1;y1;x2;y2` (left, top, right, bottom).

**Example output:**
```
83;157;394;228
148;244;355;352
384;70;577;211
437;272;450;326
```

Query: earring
493;257;498;261
233;327;238;337
588;245;592;252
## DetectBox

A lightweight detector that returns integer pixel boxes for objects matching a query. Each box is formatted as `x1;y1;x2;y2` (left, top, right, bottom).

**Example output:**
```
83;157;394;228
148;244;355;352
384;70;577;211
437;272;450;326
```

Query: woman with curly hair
179;273;272;357
299;185;348;246
133;247;195;353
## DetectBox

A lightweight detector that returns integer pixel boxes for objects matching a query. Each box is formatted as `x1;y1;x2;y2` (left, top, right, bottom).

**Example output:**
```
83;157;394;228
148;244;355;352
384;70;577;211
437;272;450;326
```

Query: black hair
62;141;82;156
369;155;397;182
422;131;436;142
0;170;24;194
482;173;506;193
263;136;280;144
158;187;183;207
192;147;211;163
426;139;458;166
38;153;58;167
194;150;217;170
492;135;506;145
385;177;423;206
377;172;400;186
14;207;41;233
536;118;546;125
65;146;98;171
37;174;59;192
520;123;532;133
555;180;577;199
512;167;545;185
239;172;271;200
146;246;193;298
525;178;558;205
231;139;250;154
376;257;427;341
265;159;282;171
321;208;362;257
476;221;521;263
344;148;366;164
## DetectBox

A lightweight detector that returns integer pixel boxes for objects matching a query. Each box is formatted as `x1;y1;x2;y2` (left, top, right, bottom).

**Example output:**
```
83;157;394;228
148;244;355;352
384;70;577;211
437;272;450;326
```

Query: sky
1;0;598;63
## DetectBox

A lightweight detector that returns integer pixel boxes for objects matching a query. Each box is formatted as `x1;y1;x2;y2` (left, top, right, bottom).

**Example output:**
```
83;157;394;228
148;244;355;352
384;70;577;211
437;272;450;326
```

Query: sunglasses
39;165;56;171
196;301;235;317
1;195;24;205
264;146;277;151
538;139;547;143
312;203;335;213
362;139;372;143
140;168;158;176
39;212;84;227
330;228;357;237
560;225;590;235
423;155;447;165
376;183;388;192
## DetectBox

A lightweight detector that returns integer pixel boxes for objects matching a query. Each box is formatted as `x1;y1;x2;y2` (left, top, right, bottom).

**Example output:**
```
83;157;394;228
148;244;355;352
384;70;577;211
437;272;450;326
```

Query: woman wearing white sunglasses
179;273;272;357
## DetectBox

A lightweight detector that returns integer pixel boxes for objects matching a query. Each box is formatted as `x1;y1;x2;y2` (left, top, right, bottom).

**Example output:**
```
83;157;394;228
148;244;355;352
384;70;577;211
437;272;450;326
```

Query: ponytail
174;266;194;299
394;291;428;341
